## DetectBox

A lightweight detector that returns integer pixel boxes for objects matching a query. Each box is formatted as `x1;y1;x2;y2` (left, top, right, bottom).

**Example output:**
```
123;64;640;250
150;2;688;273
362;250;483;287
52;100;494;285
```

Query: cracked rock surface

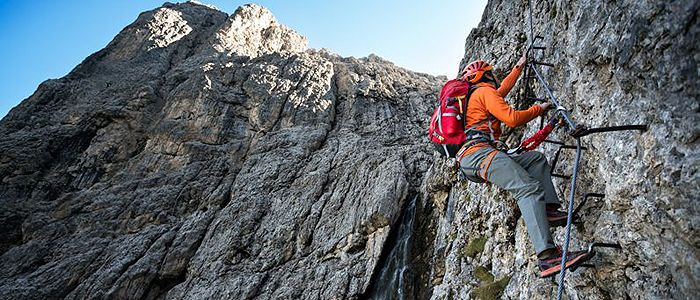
0;3;440;299
423;0;699;299
1;1;697;299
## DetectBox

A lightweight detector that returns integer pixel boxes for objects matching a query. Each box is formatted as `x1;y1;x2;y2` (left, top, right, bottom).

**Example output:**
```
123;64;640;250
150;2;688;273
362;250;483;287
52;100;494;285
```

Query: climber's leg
461;148;555;255
510;150;570;226
510;151;559;207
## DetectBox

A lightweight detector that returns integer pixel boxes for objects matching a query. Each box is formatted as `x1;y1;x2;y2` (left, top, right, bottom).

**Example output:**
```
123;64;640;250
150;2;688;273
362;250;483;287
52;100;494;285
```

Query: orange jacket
465;64;543;140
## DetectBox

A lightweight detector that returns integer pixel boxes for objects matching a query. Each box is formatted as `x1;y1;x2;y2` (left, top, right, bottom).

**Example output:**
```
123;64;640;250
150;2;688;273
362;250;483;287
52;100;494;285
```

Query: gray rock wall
0;3;441;299
423;0;699;299
0;1;697;299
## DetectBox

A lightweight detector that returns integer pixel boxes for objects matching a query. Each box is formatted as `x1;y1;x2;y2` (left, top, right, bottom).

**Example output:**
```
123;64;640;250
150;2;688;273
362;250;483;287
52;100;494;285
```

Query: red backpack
428;79;476;157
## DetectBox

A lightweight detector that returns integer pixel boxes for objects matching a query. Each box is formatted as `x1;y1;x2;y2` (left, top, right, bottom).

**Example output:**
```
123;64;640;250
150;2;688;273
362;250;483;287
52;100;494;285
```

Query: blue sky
0;0;487;119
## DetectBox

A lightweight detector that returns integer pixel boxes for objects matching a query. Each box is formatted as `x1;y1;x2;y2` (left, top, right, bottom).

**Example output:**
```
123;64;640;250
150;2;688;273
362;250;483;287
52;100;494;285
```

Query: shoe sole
539;251;595;278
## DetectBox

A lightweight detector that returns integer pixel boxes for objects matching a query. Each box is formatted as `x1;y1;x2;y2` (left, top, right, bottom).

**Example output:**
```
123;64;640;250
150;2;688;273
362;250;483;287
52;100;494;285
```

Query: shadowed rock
424;0;699;299
0;2;440;299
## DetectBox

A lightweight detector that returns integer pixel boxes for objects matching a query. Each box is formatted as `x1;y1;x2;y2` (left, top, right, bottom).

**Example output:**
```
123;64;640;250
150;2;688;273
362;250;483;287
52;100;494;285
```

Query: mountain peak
232;3;274;21
211;3;307;57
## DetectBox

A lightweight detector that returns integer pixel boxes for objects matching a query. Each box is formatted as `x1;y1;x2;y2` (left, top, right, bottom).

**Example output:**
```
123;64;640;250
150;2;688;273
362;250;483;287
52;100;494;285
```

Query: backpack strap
436;105;444;135
463;85;496;142
456;95;465;116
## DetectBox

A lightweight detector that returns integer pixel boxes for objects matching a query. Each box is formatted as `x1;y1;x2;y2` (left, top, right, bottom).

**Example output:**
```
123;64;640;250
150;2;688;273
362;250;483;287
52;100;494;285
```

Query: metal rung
571;125;648;138
533;61;554;67
572;193;604;217
589;242;622;249
550;144;588;179
569;242;622;272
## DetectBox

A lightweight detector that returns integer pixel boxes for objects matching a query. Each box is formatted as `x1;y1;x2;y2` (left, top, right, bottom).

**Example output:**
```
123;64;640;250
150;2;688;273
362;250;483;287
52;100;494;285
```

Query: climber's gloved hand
537;102;552;111
516;51;527;69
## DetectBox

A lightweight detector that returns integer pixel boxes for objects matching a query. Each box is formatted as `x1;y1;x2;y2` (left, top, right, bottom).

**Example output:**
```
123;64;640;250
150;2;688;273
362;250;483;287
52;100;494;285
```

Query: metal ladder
522;1;647;299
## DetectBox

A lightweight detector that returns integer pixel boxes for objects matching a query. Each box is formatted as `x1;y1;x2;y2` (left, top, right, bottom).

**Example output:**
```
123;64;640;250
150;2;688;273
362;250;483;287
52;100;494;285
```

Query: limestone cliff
0;3;440;299
423;0;699;299
0;1;697;300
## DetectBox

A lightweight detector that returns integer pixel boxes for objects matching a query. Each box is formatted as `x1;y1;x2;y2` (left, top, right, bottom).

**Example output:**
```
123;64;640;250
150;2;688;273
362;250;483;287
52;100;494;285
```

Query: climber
456;56;592;278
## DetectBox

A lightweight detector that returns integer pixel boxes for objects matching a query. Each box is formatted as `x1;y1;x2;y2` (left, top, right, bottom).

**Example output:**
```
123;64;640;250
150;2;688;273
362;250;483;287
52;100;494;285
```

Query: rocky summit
0;1;697;300
0;3;440;299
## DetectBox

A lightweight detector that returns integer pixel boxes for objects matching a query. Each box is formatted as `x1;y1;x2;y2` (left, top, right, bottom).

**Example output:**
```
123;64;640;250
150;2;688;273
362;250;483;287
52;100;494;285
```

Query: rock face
0;3;440;299
423;0;699;299
0;1;697;300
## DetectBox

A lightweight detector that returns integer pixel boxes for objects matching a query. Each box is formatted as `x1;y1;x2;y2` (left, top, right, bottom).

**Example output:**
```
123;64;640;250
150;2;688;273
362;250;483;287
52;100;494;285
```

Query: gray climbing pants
459;145;559;254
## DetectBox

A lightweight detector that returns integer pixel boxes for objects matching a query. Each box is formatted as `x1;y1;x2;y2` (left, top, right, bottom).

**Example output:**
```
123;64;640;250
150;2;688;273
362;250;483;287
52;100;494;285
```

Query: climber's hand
517;51;527;68
538;102;552;110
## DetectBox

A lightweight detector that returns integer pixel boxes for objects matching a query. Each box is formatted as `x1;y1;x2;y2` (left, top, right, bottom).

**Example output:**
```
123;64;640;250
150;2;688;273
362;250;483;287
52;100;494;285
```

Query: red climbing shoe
538;246;594;278
546;208;569;227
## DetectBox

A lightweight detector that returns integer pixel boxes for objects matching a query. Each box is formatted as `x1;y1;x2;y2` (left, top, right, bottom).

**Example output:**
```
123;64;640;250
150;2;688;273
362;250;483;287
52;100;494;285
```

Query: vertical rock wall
422;0;699;299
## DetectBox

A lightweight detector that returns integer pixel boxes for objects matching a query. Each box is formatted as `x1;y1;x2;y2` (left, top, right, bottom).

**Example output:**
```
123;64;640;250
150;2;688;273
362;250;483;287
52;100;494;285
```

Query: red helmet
461;60;493;83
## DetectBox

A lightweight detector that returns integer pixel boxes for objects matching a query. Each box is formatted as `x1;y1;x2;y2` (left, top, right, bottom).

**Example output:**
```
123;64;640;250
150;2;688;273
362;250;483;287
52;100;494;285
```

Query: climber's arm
483;88;543;128
497;64;523;97
497;53;527;97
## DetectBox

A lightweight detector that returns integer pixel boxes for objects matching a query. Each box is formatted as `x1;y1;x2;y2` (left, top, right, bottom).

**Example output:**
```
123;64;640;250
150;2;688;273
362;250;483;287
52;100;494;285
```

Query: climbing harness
523;1;648;299
454;117;499;183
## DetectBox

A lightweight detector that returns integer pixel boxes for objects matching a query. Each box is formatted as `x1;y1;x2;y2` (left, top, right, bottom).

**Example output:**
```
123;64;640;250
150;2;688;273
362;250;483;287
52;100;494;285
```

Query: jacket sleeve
483;88;543;128
497;64;523;97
